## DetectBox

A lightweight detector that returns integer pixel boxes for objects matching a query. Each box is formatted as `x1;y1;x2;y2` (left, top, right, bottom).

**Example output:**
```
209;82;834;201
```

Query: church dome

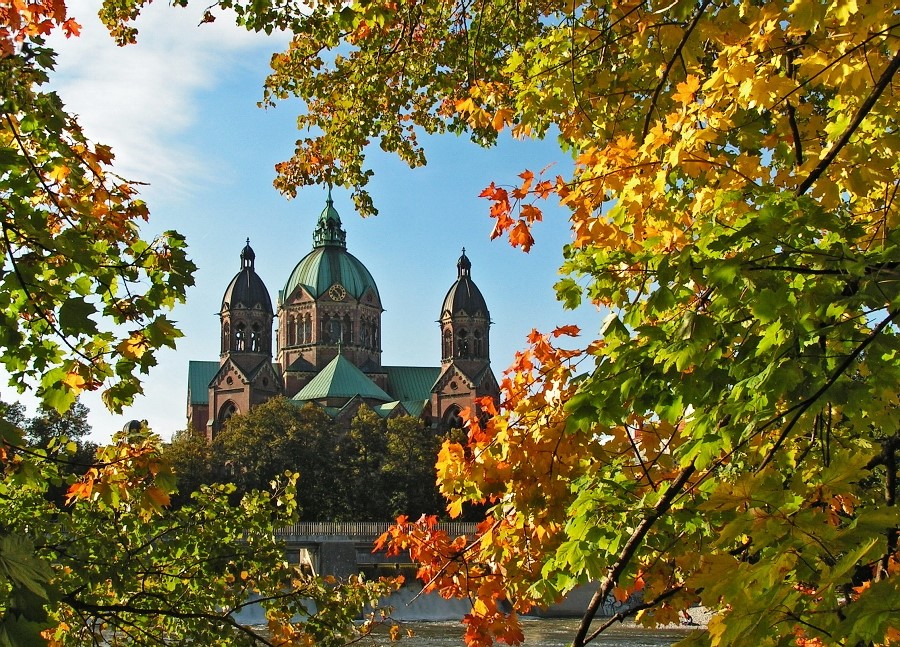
441;249;489;318
281;192;380;303
282;247;380;301
222;240;272;312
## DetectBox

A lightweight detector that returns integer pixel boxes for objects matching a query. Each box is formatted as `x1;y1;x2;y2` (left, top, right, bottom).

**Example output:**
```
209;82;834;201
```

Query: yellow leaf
117;332;148;360
673;75;701;105
491;108;514;132
62;370;86;393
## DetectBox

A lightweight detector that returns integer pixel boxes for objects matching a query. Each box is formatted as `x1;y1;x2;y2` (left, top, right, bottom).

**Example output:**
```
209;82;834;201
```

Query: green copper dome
280;192;380;303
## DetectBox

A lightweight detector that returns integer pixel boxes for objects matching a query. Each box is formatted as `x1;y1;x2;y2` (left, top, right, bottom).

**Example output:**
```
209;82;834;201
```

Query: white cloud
47;0;280;191
19;1;289;440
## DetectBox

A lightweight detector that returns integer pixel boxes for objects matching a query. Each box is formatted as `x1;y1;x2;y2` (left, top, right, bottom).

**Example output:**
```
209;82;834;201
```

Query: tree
382;415;445;519
27;0;900;644
2;424;399;645
1;3;195;414
106;0;900;645
213;400;447;520
1;7;401;645
164;427;217;507
213;397;346;519
19;400;98;503
338;405;391;520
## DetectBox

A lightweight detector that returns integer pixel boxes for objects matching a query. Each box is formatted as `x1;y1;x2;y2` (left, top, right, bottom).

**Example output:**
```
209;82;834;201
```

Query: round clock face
328;284;346;301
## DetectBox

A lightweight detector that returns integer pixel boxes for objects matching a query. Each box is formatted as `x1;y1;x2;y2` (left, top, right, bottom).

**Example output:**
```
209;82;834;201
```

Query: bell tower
432;249;498;428
207;241;281;437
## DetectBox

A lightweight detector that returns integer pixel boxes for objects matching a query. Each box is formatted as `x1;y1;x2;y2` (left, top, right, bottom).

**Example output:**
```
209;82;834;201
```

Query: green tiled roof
280;247;379;303
293;354;392;402
399;399;429;417
384;366;441;401
187;361;219;405
372;401;402;418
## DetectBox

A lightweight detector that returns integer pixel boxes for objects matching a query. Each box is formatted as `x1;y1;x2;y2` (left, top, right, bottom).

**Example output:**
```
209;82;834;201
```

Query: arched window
442;405;463;430
328;317;342;343
234;323;246;351
456;329;469;358
304;313;312;343
250;323;261;352
218;401;239;427
443;329;452;359
342;315;352;344
360;317;370;348
474;330;483;357
222;322;230;353
288;316;296;345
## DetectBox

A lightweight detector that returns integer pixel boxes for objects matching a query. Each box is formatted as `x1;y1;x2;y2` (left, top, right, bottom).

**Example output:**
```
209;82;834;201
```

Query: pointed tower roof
312;186;347;248
441;248;489;318
292;354;392;402
281;190;380;302
222;239;273;312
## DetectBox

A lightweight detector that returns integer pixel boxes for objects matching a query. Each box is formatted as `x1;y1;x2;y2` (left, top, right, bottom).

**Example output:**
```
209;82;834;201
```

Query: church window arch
234;323;246;351
222;322;230;353
218;400;239;427
443;329;452;359
442;405;463;430
287;316;296;346
474;330;483;357
328;316;342;343
456;328;469;358
360;317;370;348
342;315;352;344
250;323;261;352
304;313;312;343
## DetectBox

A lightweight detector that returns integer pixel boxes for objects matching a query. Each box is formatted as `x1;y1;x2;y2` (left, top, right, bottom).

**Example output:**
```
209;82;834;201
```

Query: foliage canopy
134;0;899;644
0;6;398;646
5;0;900;645
175;398;448;520
1;0;195;413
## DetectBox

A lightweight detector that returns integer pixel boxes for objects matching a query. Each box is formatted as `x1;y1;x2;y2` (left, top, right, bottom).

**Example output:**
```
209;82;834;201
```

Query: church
187;193;499;437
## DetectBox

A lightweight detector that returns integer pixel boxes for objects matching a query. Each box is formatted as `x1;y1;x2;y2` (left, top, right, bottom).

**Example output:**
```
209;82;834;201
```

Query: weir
276;521;477;579
273;522;634;621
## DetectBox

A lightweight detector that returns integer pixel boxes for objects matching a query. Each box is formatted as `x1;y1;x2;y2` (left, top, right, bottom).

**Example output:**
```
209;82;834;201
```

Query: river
388;618;697;646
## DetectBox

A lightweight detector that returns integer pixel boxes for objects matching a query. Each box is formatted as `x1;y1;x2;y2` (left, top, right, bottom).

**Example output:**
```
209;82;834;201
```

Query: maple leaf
508;221;534;252
551;324;580;337
672;75;701;105
61;17;80;37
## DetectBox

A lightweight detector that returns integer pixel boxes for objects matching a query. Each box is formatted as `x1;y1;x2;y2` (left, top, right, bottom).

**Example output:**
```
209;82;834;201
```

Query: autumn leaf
508;221;534;252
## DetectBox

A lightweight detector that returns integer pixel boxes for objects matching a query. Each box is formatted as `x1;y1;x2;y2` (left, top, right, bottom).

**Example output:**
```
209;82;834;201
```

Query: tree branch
572;464;696;647
640;0;713;143
758;307;899;470
584;585;687;645
795;47;900;196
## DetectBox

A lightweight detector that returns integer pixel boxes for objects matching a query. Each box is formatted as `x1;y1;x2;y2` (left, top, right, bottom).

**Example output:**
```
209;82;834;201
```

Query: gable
292;354;392;402
433;364;476;394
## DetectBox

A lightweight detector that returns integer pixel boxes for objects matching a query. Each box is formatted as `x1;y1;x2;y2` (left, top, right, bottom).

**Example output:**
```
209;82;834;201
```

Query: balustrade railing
276;521;476;540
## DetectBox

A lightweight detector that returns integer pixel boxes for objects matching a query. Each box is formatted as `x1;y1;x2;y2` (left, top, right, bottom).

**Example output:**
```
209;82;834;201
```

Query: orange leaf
144;485;171;511
62;17;80;37
552;324;580;337
508;221;534;252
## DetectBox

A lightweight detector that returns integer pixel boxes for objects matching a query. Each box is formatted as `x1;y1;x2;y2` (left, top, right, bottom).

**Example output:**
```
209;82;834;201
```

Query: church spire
312;186;347;249
457;247;471;277
240;238;255;269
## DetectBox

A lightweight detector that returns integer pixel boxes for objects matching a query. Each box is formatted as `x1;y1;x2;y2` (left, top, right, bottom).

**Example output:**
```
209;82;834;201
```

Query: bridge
275;521;477;578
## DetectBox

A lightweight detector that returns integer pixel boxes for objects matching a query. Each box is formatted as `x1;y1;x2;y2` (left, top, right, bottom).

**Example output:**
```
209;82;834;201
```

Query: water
389;618;697;646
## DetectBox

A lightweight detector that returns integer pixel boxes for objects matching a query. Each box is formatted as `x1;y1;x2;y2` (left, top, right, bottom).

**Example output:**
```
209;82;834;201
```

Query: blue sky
2;1;601;441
